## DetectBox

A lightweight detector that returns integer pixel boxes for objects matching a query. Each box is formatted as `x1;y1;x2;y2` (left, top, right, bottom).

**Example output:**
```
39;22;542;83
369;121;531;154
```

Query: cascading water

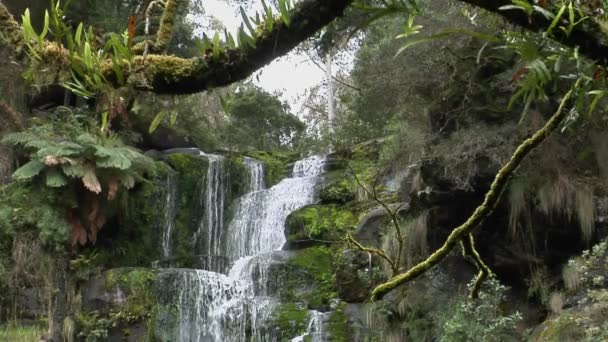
161;168;178;259
225;155;325;261
196;153;227;272
157;155;326;342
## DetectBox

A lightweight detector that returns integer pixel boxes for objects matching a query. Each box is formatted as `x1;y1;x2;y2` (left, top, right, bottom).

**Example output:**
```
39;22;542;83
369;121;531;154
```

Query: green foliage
0;181;71;250
248;150;299;186
2;112;153;196
319;180;356;205
227;86;305;151
286;204;357;245
433;278;523;341
0;324;45;342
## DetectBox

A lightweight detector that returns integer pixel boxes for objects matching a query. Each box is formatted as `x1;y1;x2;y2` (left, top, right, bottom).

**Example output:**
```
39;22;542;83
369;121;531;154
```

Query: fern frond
46;168;68;187
12;160;45;180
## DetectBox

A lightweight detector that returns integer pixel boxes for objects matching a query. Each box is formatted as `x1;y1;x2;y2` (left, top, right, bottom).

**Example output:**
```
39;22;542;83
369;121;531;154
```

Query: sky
188;0;327;111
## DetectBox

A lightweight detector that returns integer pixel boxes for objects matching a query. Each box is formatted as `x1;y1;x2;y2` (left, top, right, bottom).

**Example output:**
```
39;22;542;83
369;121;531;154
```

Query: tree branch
370;79;581;301
458;0;608;64
0;0;354;95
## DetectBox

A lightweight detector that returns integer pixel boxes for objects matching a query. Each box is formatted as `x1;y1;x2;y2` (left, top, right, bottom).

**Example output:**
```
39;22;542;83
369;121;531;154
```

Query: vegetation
1;0;608;340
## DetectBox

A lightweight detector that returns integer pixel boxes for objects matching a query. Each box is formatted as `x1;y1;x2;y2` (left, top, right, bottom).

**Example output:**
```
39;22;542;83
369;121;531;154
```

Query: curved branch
459;0;608;64
347;232;397;273
0;0;354;95
370;80;580;301
113;0;355;94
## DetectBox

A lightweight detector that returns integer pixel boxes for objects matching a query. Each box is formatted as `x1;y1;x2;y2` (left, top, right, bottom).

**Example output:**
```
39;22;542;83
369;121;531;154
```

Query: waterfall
161;169;178;259
244;157;265;192
225;156;326;261
290;311;330;342
195;153;227;272
159;155;326;341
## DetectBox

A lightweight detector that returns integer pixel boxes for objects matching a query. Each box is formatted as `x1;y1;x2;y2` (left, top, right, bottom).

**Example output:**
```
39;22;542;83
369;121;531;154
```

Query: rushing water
195;153;227;272
157;155;326;341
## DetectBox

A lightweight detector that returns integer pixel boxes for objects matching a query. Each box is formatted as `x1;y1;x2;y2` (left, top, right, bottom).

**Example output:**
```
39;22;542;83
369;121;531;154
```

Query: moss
327;303;351;341
248;150;299;187
319;179;356;205
79;269;158;341
288;246;338;310
115;160;171;266
285;205;357;248
270;303;310;338
166;154;209;264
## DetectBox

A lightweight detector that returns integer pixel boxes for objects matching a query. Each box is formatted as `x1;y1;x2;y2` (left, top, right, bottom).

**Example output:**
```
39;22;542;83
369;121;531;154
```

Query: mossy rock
286;246;339;311
80;268;158;341
319;179;356;205
269;303;310;339
326;302;351;341
165;153;209;263
247;150;299;187
113;160;172;267
285;204;357;249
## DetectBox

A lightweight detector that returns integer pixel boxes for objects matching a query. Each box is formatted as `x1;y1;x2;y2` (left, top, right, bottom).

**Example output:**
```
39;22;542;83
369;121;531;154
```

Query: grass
0;324;45;342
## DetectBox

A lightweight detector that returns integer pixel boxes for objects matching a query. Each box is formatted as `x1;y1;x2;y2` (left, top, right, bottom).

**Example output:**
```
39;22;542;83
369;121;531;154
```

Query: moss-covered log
370;81;580;301
0;0;354;95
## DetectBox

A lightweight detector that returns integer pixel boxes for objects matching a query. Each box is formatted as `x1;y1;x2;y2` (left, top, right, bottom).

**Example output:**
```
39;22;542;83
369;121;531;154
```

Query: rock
334;250;374;302
285;204;358;250
318;180;356;205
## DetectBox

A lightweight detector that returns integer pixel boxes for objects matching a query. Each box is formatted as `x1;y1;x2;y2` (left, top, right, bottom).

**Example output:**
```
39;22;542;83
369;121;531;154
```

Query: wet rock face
334;250;374;302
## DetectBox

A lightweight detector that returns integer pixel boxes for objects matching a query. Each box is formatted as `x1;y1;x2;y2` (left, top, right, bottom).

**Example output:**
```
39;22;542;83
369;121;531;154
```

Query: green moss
166;154;209;263
319;180;356;205
271;303;310;337
115;160;171;266
248;150;299;187
288;246;338;310
285;205;357;248
327;303;351;341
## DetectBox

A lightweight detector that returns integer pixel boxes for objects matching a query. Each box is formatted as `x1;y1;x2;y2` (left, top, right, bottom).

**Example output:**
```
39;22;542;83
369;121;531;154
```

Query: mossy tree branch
0;0;354;95
370;80;581;301
458;0;608;64
461;234;493;299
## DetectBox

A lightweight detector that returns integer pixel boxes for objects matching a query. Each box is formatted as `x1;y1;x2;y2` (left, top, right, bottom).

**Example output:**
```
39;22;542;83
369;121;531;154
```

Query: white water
195;153;227;272
291;311;330;342
163;155;326;341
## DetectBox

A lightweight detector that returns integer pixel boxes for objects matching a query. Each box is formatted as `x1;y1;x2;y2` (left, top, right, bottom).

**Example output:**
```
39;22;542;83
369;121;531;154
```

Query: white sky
190;0;327;111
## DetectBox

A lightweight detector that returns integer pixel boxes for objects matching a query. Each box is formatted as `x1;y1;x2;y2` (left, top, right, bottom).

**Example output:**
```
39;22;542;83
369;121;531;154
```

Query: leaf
46;167;68;187
547;3;567;35
12;160;45;180
120;174;135;189
170;110;178;125
82;165;102;194
240;7;256;35
149;111;166;133
279;0;291;26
